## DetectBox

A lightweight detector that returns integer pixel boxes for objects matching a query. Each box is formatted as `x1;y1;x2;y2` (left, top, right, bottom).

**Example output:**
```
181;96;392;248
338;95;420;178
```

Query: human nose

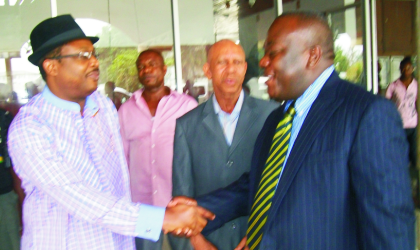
226;62;237;73
144;65;153;73
89;55;99;68
259;55;269;69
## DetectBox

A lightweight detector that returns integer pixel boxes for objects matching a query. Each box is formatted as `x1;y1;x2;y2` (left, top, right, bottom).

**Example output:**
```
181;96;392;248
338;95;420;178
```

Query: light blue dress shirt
279;65;335;181
212;90;245;145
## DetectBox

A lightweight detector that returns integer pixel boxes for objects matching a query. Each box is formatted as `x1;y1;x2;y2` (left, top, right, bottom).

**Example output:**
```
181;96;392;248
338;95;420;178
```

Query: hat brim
28;29;99;65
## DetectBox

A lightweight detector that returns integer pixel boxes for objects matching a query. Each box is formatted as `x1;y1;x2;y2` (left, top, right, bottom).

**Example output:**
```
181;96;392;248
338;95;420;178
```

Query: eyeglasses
47;51;99;60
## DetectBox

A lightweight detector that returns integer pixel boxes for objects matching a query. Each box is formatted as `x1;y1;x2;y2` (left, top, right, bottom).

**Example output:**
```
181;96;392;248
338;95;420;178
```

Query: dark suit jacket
198;72;415;250
171;93;278;250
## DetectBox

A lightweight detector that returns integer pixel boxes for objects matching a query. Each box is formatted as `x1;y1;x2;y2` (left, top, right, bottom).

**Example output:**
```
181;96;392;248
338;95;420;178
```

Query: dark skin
42;39;100;114
136;50;170;116
400;62;414;89
235;15;334;250
42;42;215;235
203;40;247;114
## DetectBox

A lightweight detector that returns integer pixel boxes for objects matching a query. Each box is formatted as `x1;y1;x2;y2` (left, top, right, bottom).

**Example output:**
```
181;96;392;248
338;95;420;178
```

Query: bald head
272;12;335;61
260;12;335;101
206;39;246;63
203;39;247;104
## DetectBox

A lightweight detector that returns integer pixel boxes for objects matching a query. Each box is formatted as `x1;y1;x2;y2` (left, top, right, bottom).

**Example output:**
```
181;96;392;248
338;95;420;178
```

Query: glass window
177;0;277;102
328;5;364;85
178;0;214;103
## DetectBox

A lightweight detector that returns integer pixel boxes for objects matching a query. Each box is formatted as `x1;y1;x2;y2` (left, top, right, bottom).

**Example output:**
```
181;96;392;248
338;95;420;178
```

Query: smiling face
203;40;247;99
43;39;100;104
136;50;167;92
259;18;313;102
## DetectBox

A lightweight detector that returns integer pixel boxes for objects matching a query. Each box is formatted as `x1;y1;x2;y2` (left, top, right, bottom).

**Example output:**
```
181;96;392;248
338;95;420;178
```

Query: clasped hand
162;196;215;237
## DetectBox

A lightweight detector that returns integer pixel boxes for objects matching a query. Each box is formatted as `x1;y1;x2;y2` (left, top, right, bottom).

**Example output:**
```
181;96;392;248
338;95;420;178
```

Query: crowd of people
0;11;417;250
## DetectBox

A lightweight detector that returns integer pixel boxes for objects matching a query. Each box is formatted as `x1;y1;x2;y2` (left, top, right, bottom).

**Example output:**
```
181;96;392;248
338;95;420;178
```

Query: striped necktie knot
246;101;296;250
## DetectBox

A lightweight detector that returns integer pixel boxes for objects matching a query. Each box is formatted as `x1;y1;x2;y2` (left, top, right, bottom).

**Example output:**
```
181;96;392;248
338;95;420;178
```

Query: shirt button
226;160;234;167
153;175;157;179
153;190;157;195
152;144;155;148
152;129;156;133
152;160;155;164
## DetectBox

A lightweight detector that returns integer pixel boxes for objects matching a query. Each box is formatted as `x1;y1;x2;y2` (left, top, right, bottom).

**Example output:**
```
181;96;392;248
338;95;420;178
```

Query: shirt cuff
135;204;165;242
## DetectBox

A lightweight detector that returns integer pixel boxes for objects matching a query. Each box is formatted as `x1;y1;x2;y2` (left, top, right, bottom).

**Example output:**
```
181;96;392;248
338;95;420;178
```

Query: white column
371;0;378;94
363;0;372;92
276;0;283;16
171;0;183;92
50;0;57;17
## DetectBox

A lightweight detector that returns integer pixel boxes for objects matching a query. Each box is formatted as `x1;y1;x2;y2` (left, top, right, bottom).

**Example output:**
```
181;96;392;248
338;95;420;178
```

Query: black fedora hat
28;14;99;65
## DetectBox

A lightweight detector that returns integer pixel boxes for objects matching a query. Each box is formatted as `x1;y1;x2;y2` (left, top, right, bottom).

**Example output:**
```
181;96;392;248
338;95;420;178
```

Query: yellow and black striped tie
246;102;296;250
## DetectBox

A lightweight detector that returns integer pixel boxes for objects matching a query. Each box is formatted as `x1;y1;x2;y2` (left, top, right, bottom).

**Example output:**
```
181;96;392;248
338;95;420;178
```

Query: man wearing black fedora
7;14;214;250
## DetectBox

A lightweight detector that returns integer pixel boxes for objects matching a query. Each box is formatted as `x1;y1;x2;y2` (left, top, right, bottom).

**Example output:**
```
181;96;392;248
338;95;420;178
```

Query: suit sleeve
197;172;250;235
349;98;415;250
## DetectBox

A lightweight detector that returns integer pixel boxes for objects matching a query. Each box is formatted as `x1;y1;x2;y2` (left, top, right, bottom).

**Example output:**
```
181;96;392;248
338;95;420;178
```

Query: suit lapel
269;73;344;213
202;96;229;147
229;95;258;155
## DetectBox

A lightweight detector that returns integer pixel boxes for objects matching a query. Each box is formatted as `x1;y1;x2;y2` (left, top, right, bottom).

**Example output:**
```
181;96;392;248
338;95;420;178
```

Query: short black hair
400;56;412;71
136;49;165;66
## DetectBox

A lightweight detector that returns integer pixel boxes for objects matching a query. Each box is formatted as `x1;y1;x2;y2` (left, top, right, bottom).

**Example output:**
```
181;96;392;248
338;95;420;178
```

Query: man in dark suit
171;40;278;250
196;12;415;250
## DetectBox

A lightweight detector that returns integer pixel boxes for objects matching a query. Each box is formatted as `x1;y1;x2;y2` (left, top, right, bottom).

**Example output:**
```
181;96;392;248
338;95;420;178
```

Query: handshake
162;196;215;237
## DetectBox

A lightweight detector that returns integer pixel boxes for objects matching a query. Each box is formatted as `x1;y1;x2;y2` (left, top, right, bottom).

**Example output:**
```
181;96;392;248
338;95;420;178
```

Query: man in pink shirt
386;56;418;167
118;49;197;250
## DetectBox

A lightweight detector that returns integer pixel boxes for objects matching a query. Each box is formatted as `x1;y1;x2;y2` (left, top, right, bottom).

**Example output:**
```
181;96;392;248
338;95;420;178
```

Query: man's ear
42;59;58;77
307;45;322;68
203;62;212;79
163;65;167;76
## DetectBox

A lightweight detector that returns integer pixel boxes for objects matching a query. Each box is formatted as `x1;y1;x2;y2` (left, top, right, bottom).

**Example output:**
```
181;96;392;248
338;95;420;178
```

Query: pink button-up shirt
118;89;197;206
385;78;418;128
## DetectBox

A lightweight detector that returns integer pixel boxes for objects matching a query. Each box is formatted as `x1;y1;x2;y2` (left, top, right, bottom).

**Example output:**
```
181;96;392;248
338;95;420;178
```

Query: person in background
386;56;417;168
171;40;278;250
7;14;213;250
183;80;205;102
0;108;24;250
118;49;197;250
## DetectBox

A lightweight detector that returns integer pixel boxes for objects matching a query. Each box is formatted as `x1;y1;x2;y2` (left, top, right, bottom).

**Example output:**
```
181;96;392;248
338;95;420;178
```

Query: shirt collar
285;65;335;116
42;85;98;113
134;87;177;101
213;89;244;115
